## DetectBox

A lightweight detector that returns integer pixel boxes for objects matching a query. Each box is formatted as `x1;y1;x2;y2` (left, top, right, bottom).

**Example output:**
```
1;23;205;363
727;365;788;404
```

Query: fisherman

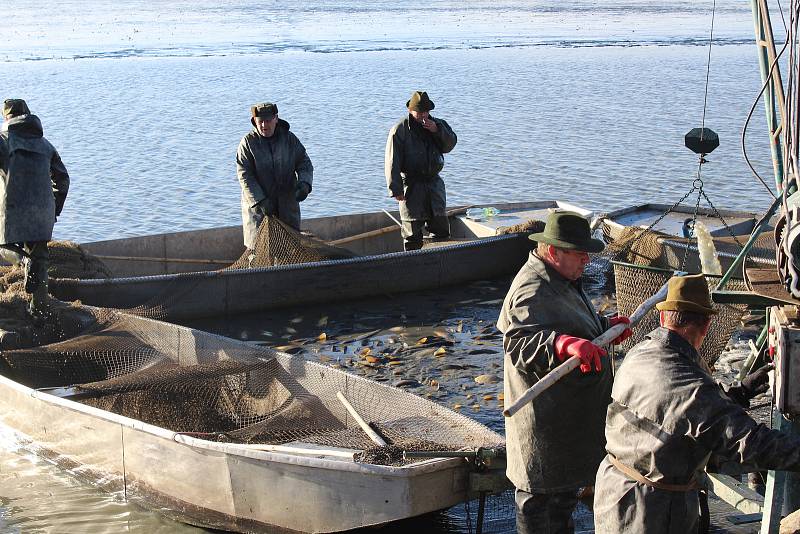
593;274;800;533
0;99;70;316
236;102;313;249
385;91;457;251
497;210;632;534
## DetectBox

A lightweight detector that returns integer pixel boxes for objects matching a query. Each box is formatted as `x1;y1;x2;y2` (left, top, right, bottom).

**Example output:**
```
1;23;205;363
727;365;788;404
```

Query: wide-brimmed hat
250;102;278;125
529;211;605;253
655;274;717;315
2;98;29;118
406;91;434;112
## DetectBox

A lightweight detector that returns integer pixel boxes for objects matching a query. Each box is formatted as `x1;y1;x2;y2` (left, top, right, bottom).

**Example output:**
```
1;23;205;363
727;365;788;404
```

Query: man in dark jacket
498;211;631;534
385;91;457;251
0;98;69;316
594;274;800;534
236;102;313;249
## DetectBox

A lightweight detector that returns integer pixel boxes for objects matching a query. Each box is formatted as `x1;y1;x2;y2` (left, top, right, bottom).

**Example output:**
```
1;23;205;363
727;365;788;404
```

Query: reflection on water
0;426;203;533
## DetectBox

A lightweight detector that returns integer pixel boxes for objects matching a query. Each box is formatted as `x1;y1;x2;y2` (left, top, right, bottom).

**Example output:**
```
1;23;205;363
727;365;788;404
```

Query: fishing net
582;220;768;366
612;262;747;366
227;215;356;269
92;216;357;319
0;307;504;464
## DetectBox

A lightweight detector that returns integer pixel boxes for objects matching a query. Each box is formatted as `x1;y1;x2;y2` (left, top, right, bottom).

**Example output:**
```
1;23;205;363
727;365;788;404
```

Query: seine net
585;223;763;366
0;307;504;464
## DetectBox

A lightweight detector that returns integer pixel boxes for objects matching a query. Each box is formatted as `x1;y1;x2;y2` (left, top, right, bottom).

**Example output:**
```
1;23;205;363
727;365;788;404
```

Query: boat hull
51;201;589;320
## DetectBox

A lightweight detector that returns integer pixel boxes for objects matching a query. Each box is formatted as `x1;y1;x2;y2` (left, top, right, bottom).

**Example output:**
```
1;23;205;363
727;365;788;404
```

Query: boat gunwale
51;232;528;286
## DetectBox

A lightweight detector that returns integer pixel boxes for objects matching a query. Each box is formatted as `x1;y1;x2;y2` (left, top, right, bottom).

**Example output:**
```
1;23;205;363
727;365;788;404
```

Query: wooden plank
707;473;765;515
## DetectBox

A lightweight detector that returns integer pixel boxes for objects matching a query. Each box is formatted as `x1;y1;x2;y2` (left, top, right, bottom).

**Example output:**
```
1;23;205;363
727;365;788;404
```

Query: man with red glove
497;210;631;534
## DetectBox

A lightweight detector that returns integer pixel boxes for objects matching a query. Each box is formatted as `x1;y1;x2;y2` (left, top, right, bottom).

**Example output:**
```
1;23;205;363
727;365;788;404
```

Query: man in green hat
236;102;313;248
0;98;70;316
498;210;632;533
593;274;800;534
385;91;457;251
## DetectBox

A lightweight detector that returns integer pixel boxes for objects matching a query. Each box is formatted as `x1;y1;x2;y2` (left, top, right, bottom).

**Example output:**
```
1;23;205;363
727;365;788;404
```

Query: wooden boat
597;203;773;276
50;201;590;320
0;309;508;533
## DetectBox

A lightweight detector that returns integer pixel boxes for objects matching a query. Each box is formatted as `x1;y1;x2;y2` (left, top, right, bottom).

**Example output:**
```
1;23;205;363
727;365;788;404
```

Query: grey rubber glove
254;198;274;217
741;363;774;399
295;181;311;202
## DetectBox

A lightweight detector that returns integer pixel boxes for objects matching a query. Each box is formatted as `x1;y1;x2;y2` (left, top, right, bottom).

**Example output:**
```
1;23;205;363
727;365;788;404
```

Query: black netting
0;308;504;463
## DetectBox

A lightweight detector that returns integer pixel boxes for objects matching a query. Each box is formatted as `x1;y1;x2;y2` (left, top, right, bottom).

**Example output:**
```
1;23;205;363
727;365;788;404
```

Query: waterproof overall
594;327;800;534
236;119;313;249
385;115;457;250
497;252;612;534
0;114;69;312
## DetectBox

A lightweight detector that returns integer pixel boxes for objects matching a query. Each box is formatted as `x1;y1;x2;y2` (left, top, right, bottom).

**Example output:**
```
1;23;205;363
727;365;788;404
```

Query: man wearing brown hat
593;274;800;533
0;99;70;316
385;91;457;251
498;211;632;534
236;102;313;248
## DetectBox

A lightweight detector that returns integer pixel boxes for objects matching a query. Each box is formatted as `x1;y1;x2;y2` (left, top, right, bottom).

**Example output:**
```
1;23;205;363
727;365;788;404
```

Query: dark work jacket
497;252;611;493
384;115;456;221
0;115;69;244
236;119;313;248
594;327;800;534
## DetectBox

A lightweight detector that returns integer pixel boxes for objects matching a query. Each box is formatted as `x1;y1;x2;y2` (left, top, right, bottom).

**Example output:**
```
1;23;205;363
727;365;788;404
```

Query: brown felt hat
406;91;434;112
3;99;30;118
655;274;717;315
250;102;278;125
529;211;605;253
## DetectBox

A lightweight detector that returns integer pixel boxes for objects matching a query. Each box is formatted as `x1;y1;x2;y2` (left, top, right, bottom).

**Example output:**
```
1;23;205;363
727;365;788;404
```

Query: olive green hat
655;274;718;315
529;211;605;253
2;99;30;118
250;102;278;126
406;91;434;112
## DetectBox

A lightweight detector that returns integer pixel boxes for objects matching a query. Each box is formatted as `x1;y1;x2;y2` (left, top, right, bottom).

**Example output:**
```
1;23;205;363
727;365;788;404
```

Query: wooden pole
503;278;673;417
329;205;475;247
337;391;387;447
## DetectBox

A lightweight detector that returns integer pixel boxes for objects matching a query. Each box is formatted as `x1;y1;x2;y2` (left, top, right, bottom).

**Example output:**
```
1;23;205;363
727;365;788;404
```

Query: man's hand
421;117;438;133
554;334;607;373
608;315;633;345
393;194;406;202
254;198;274;217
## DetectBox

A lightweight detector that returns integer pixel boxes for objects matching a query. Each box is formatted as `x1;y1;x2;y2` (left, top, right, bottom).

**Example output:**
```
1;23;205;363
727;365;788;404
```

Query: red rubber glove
608;315;633;345
554;334;607;373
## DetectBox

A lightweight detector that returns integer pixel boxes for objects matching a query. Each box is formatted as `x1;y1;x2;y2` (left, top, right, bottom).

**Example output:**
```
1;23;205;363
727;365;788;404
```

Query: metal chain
697;187;745;247
681;177;705;271
610;186;699;259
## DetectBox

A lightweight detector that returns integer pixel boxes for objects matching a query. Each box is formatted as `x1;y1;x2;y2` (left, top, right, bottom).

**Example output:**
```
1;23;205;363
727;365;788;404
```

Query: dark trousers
401;216;450;251
515;488;578;534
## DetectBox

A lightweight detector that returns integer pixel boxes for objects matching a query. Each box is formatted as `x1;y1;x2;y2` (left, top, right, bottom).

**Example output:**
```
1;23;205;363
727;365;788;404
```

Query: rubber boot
28;280;49;318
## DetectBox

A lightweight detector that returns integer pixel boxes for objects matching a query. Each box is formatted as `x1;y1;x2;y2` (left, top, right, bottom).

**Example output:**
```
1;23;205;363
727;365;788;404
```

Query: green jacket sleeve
291;134;313;188
50;149;69;217
431;117;457;154
384;125;404;197
236;137;266;207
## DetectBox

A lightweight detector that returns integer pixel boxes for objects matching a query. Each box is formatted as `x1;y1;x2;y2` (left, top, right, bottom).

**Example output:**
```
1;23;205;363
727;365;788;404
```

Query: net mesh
612;263;746;366
0;308;504;462
584;221;759;366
